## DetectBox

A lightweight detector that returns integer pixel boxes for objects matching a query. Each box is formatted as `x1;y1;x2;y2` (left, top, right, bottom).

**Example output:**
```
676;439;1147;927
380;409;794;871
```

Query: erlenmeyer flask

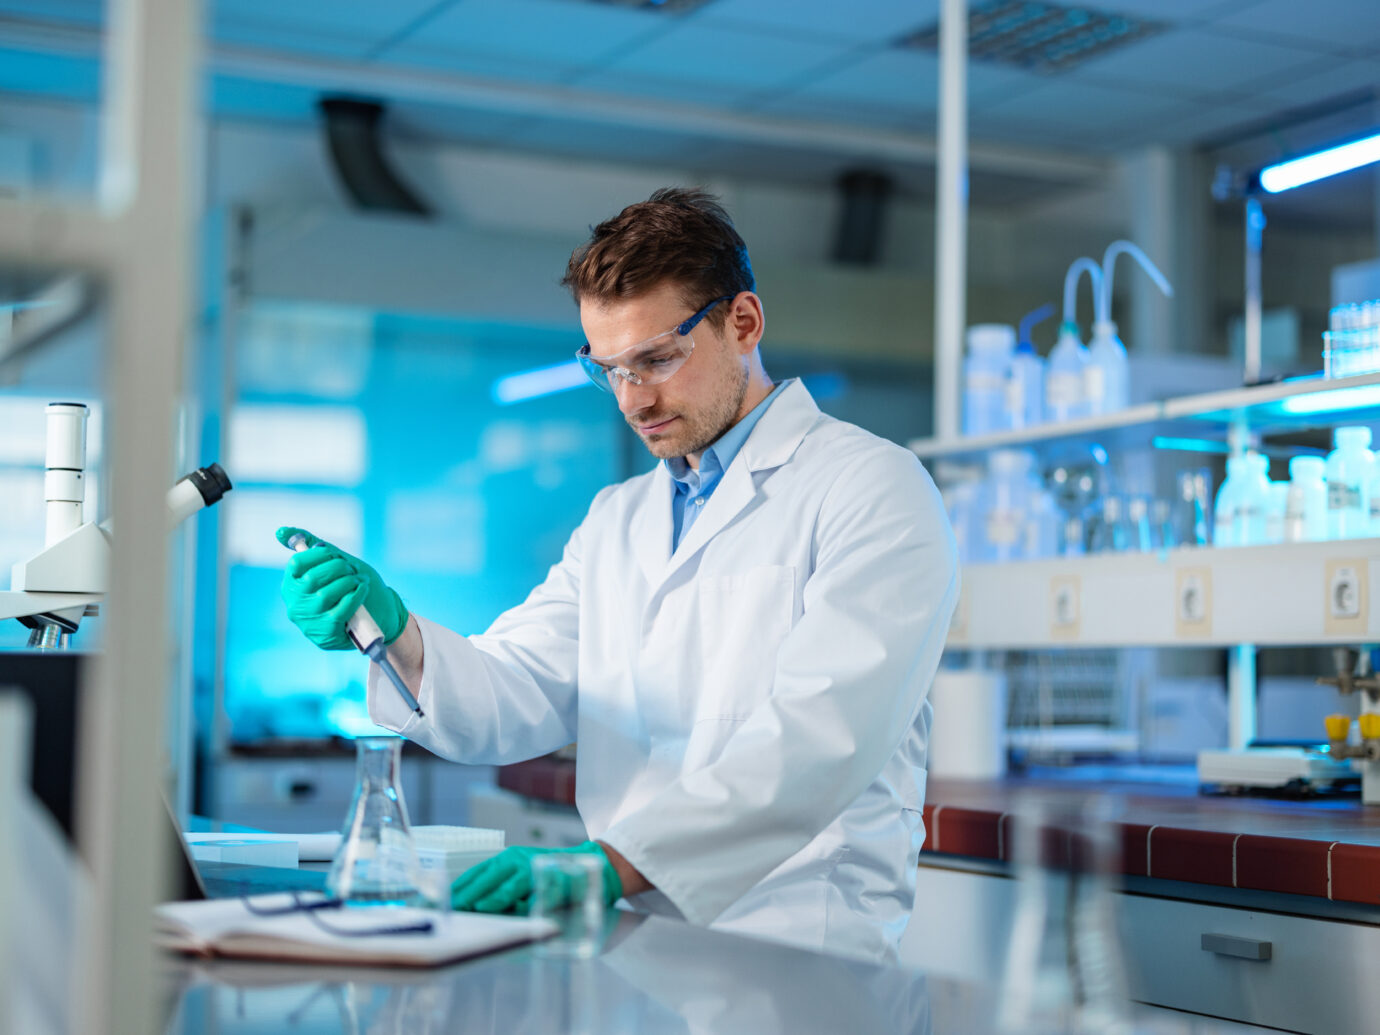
327;736;431;907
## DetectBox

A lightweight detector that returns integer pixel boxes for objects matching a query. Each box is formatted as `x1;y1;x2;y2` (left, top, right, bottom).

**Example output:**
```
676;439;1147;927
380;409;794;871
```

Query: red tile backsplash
1234;834;1328;898
1148;827;1236;887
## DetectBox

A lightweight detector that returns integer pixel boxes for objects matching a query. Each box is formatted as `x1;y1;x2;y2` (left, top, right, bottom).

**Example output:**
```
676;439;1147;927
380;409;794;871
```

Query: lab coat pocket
696;565;796;720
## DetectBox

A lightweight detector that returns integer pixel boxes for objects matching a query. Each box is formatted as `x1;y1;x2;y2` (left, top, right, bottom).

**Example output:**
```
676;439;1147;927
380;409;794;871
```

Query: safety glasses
577;294;734;393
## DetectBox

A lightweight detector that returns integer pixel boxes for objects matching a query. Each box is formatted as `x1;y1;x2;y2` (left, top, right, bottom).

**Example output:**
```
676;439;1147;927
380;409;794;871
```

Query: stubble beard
633;358;749;462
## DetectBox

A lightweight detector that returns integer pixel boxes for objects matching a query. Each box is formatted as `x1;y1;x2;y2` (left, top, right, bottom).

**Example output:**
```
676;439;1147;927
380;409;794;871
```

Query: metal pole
78;0;201;1031
933;0;968;440
1243;196;1265;384
1227;645;1257;752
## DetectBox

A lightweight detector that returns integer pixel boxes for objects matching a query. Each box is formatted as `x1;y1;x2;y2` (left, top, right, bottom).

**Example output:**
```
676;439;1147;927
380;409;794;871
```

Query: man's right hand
277;526;408;650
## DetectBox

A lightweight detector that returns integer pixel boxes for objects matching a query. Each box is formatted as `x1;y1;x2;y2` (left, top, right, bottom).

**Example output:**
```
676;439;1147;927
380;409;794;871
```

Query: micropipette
284;532;425;718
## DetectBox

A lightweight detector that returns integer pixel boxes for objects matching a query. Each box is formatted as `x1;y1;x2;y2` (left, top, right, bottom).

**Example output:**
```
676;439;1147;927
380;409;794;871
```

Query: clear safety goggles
577;294;734;393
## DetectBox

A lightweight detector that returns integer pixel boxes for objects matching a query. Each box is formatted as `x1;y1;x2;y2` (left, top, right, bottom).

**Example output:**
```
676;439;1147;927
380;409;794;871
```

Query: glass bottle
983;450;1034;562
328;736;431;907
1327;426;1374;540
1286;456;1327;543
1172;468;1211;548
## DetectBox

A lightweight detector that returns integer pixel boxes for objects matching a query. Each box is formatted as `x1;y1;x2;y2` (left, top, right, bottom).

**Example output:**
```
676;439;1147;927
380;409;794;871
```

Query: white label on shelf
1175;567;1212;639
1331;566;1362;619
1325;558;1369;637
1049;575;1081;640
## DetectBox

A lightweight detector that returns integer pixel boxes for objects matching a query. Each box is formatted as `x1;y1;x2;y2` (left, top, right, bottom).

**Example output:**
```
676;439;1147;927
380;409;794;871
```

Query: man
279;187;958;964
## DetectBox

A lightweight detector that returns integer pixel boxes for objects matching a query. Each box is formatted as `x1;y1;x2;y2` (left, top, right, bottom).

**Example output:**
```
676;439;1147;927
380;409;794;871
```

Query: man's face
580;281;750;465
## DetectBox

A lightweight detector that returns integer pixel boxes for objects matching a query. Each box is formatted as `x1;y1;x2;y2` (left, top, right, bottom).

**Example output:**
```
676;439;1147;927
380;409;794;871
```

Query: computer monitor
0;650;207;900
0;650;83;840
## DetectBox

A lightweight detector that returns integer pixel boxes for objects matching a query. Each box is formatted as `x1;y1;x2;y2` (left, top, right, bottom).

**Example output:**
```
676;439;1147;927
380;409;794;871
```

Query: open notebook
156;893;556;967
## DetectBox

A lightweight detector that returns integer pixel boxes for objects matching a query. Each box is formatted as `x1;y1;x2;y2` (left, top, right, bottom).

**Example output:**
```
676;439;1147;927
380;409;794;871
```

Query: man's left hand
450;841;624;914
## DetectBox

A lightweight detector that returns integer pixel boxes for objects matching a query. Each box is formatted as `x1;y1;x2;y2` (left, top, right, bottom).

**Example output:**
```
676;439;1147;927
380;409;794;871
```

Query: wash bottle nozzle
1062;257;1104;331
1099;240;1174;326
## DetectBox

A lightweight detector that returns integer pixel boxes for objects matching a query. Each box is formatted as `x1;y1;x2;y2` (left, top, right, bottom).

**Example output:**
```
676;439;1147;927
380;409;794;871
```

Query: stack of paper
155;893;554;967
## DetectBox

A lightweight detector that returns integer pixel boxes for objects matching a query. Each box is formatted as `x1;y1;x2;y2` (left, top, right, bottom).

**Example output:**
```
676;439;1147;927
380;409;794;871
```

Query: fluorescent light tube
1151;436;1230;454
1259;131;1380;194
492;360;589;405
1278;383;1380;416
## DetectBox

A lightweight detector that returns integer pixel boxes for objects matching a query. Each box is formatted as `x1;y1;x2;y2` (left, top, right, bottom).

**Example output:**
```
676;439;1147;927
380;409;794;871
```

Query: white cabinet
905;862;1372;1034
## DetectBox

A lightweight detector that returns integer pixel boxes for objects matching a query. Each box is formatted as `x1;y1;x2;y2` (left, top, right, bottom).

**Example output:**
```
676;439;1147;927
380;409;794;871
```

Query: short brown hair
561;187;755;329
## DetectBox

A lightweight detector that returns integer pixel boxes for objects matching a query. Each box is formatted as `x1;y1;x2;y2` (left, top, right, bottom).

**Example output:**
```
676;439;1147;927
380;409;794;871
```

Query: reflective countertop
161;905;1271;1035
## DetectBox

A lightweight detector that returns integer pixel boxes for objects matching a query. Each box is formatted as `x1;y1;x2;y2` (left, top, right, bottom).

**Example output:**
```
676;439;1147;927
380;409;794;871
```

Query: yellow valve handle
1325;714;1353;741
1360;714;1380;741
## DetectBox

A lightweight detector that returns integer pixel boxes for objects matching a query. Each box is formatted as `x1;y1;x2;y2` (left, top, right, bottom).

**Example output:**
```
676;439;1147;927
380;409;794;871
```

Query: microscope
0;402;231;647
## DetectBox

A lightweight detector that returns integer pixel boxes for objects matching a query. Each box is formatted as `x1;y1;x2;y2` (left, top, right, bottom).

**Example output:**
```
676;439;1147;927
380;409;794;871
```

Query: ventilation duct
317;97;431;217
832;170;893;266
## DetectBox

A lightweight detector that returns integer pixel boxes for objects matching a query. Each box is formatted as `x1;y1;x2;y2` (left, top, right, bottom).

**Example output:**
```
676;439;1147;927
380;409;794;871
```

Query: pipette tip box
412;825;505;886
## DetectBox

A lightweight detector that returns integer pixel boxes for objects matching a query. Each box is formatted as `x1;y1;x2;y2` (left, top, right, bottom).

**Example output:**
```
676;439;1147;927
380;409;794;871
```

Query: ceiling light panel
902;1;1168;75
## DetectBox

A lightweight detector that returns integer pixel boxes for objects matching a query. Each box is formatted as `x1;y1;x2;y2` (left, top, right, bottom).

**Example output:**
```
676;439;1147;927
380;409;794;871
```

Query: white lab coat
368;379;959;963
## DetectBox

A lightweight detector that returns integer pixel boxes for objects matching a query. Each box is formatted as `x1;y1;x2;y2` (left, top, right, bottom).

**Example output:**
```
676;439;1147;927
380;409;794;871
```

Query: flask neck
355;737;403;788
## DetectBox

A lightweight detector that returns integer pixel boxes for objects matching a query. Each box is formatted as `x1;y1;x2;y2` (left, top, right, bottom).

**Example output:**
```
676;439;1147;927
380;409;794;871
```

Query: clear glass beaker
327;736;432;907
996;791;1132;1035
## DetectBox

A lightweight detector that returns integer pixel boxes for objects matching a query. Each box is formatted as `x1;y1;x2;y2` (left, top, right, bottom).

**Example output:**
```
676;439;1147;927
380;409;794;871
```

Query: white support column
77;0;201;1032
1227;644;1257;752
933;0;967;441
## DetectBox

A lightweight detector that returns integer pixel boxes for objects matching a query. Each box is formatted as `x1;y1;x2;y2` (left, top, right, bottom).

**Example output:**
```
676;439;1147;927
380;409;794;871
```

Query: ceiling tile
762;48;940;114
752;92;935;133
371;44;575;87
972;80;1185;149
380;0;666;71
212;0;443;40
1068;26;1328;96
749;47;1041;132
211;18;383;61
1078;0;1260;20
1209;0;1380;55
1103;99;1269;148
694;0;939;46
1239;57;1380;111
210;0;450;61
580;21;856;100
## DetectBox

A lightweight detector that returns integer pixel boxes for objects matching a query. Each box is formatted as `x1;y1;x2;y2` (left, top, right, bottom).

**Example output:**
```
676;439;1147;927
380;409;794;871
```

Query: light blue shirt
667;381;788;551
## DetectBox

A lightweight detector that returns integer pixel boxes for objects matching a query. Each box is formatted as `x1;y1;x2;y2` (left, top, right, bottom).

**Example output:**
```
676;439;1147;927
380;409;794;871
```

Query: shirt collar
664;382;786;488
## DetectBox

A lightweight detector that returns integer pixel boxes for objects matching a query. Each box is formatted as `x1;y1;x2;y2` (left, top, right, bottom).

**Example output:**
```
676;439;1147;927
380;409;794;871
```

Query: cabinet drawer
1120;894;1380;1034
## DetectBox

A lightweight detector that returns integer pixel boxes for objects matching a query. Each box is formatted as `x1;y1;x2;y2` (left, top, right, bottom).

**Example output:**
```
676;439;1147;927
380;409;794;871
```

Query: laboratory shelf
947;537;1380;649
909;370;1380;463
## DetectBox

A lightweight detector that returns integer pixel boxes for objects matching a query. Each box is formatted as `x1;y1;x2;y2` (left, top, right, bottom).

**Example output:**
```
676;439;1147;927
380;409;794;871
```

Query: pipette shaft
285;533;424;718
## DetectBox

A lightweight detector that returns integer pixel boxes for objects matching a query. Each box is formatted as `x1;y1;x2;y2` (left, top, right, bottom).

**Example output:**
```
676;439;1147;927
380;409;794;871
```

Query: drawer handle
1201;933;1272;961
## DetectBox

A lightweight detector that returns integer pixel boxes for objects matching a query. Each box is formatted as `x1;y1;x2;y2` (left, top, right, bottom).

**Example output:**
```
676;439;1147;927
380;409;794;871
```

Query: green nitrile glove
276;526;409;650
450;842;623;915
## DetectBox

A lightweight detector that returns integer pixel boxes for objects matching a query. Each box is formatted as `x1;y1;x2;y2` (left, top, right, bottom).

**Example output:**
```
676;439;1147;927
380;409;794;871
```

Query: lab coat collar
737;379;820;473
633;379;820;588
